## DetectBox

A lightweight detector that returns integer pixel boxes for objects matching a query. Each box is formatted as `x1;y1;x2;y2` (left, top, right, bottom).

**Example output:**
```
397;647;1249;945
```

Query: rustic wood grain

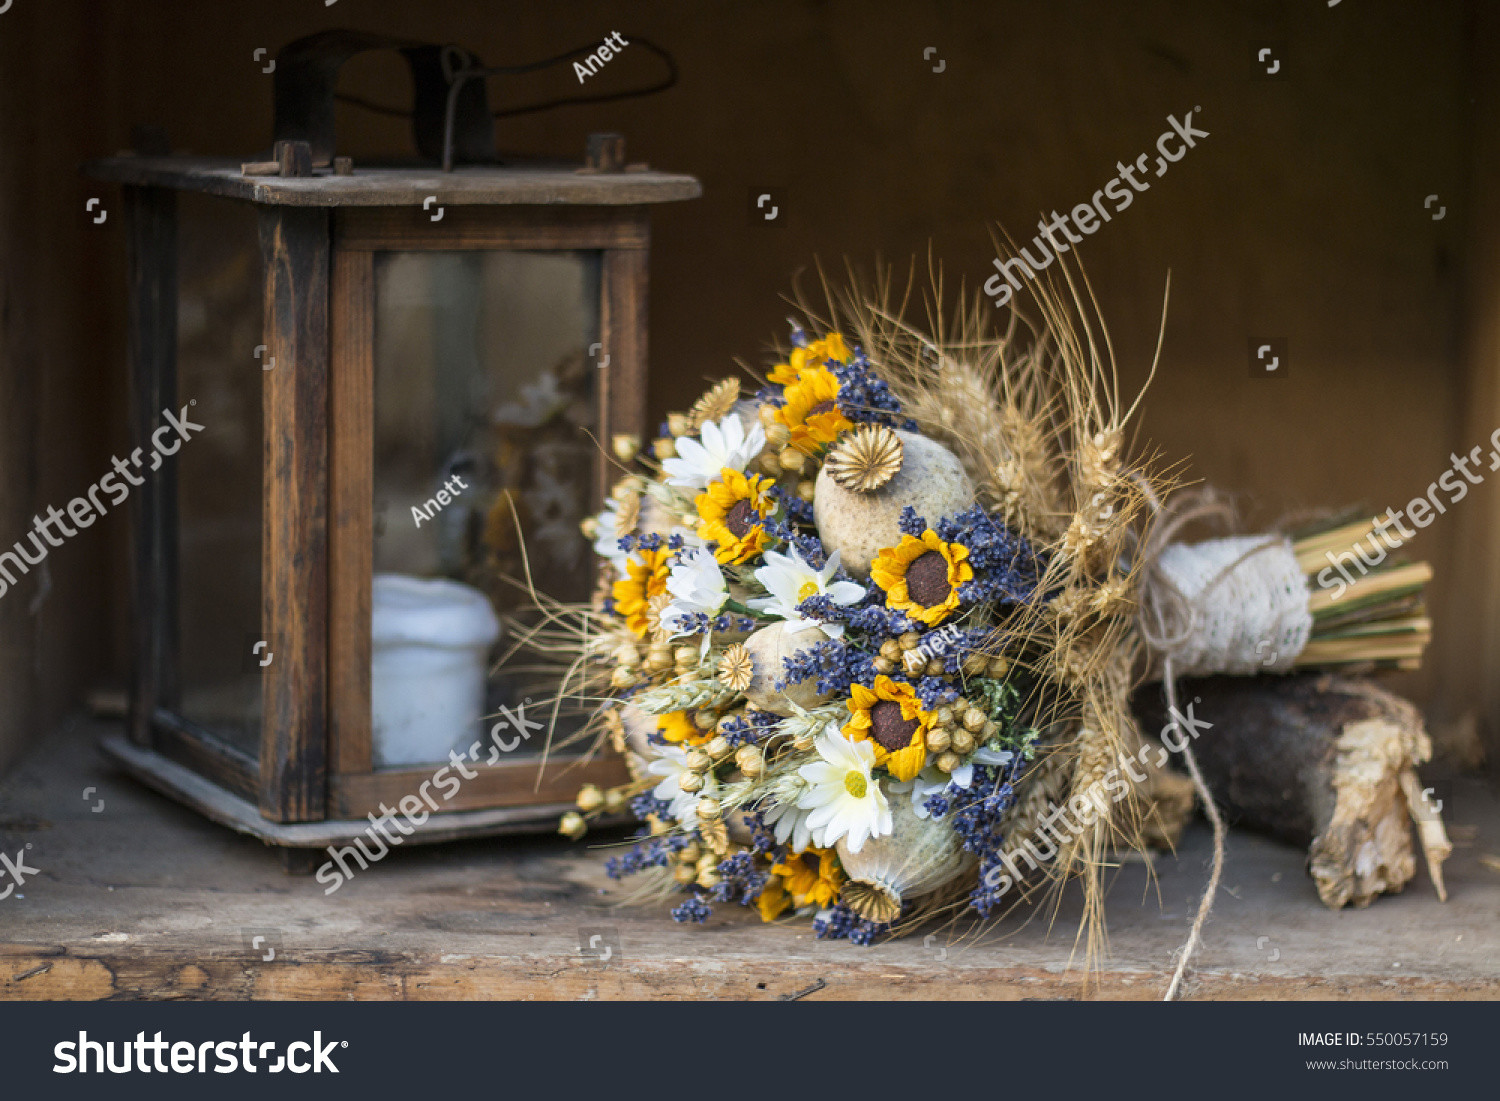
335;205;650;251
6;720;1497;1002
329;248;374;776
122;185;179;746
327;752;631;818
599;231;651;506
258;206;330;823
84;157;702;208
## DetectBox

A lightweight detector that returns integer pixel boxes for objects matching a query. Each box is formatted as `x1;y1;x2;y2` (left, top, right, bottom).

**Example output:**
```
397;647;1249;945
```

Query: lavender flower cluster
813;902;894;946
937;504;1041;606
606;832;692;880
717;708;780;747
777;637;878;696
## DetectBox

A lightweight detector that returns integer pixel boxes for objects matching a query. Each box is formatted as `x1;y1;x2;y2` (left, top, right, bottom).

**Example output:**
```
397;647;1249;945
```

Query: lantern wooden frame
84;155;700;858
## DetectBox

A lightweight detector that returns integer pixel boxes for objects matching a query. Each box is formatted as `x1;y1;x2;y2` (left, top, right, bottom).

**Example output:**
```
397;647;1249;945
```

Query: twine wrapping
1143;535;1311;677
1129;489;1310;998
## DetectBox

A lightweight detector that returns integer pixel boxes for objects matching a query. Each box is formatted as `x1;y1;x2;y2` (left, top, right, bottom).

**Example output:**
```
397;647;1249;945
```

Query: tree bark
1132;673;1451;909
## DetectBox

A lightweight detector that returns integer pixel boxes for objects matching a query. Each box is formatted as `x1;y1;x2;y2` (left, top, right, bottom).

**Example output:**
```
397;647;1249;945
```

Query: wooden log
1132;674;1452;910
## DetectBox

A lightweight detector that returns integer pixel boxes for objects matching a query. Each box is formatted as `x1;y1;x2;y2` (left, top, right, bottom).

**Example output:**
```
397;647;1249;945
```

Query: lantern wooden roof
85;155;703;207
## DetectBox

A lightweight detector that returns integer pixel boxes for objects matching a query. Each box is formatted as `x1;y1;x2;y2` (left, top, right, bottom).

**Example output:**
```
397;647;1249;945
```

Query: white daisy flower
796;732;892;853
590;499;630;567
749;546;865;639
661;412;766;490
763;796;816;854
662;546;729;636
646;746;700;829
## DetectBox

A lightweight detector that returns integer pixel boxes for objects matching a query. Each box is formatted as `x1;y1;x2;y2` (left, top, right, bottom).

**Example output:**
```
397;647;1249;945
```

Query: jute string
1130;486;1310;998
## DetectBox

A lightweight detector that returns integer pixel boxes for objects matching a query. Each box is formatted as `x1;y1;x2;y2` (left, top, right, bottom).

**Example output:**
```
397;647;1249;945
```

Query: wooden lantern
83;42;699;865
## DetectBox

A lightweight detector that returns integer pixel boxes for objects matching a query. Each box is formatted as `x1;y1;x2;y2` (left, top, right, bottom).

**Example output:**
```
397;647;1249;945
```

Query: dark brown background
2;0;1497;776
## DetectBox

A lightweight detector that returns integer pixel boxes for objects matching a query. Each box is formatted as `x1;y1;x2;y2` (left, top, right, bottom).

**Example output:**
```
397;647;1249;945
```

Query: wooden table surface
2;718;1497;1001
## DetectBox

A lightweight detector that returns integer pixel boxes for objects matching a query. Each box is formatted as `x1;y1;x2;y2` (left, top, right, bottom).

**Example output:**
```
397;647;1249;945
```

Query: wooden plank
258;206;330;822
598;231;651;506
84;157;702;208
122;186;178;745
148;711;259;803
1435;2;1500;760
329;249;374;775
335;205;648;251
328;752;631;819
11;720;1500;1002
100;732;589;846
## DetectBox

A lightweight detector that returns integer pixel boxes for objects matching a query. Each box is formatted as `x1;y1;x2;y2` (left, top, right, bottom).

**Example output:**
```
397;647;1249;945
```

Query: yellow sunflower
768;331;851;387
843;675;932;781
611;546;671;637
695;467;776;564
777;848;844;907
756;875;791;922
870;530;973;627
658;710;708;747
757;848;844;921
776;366;853;454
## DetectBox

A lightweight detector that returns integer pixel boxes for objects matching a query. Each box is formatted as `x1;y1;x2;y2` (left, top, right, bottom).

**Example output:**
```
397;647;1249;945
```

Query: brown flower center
869;699;919;752
724;498;760;538
905;550;951;606
807;399;838;418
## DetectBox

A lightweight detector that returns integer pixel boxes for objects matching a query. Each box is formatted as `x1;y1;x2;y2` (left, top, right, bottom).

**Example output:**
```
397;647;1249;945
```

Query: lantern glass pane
369;250;600;766
173;194;264;758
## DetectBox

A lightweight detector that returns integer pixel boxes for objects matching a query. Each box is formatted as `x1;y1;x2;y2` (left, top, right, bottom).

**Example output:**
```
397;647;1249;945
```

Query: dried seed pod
814;430;974;579
692;709;718;731
735;745;765;777
687;378;740;431
765;421;791;450
706;735;732;760
667;412;691;437
899;632;921;651
696;797;722;820
950;728;976;755
924;658;945;677
935;752;962;773
559;812;587;839
717;643;754;692
933;705;954;726
824;424;904;493
673;863;698;885
872;656;895;675
674;645;701;667
696;870;722;890
612;434;641;463
652;437;678;461
609;666;638;689
961;652;989;676
925;727;952;753
678;841;702;864
684;749;712;773
778;446;806;474
797;479;817;503
962;707;986;732
612;641;641;667
879;639;903;661
580;516;599;539
837;796;974;921
576;784;605;812
603;788;627;814
758;403;780;429
986;656;1010;678
678;771;705;793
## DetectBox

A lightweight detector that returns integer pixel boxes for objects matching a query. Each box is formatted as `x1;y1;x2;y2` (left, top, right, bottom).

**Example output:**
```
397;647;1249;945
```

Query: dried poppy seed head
825;424;904;494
